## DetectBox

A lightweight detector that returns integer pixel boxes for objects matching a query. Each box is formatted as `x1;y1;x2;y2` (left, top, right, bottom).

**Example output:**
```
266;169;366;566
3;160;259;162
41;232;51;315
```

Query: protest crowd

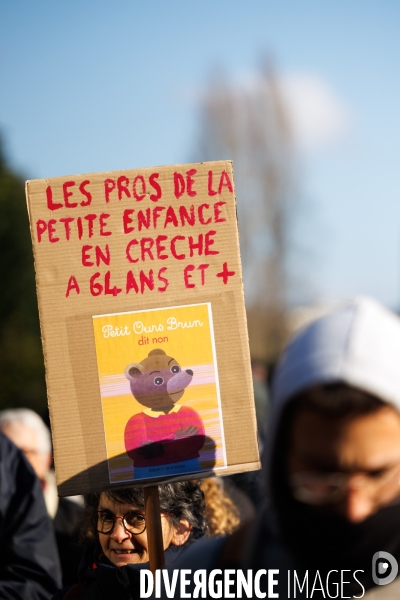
0;296;399;598
4;0;400;596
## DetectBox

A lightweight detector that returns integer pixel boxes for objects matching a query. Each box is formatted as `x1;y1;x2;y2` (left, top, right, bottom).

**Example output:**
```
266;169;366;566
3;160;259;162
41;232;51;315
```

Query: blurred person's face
252;362;267;383
1;421;51;482
96;492;191;566
287;405;400;523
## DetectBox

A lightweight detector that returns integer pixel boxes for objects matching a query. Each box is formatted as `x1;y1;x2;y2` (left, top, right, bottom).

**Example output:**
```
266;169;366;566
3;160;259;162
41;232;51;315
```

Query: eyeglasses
92;510;147;535
289;465;400;506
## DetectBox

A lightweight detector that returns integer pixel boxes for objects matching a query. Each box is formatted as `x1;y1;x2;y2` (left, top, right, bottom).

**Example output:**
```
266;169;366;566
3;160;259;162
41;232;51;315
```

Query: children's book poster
92;302;226;483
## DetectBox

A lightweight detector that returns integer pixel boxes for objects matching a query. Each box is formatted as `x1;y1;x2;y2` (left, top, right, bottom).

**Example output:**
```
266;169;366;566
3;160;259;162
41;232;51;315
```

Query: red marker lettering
46;186;62;210
149;173;162;201
63;181;77;208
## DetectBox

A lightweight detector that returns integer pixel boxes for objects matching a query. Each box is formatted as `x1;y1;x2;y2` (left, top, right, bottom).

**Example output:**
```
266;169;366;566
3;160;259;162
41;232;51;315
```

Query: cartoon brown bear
125;348;193;413
124;349;205;475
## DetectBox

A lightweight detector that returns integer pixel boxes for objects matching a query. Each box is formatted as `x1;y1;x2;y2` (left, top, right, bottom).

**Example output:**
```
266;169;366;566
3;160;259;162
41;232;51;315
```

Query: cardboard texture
25;161;260;495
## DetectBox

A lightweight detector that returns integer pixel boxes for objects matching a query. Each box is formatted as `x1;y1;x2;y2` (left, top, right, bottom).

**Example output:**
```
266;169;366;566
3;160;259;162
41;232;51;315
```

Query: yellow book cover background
92;302;226;483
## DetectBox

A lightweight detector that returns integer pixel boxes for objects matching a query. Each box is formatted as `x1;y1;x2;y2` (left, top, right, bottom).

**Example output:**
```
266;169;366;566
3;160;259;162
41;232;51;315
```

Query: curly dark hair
85;480;207;543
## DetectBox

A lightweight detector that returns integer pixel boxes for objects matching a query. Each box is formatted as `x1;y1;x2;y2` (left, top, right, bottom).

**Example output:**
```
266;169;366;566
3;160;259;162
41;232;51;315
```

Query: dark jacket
52;542;185;600
0;432;62;599
54;496;86;586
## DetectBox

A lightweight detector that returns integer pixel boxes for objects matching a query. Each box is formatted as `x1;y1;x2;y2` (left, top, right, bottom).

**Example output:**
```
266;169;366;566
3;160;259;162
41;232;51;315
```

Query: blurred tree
0;137;47;415
195;61;296;360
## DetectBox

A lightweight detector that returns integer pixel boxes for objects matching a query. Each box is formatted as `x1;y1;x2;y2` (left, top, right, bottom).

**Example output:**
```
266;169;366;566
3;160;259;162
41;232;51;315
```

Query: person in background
174;297;400;598
52;481;207;599
251;358;269;432
0;408;85;586
0;431;61;599
218;361;270;513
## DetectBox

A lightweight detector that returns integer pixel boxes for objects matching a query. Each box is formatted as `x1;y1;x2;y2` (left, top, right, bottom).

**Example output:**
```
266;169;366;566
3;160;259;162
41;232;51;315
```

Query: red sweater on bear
124;405;205;468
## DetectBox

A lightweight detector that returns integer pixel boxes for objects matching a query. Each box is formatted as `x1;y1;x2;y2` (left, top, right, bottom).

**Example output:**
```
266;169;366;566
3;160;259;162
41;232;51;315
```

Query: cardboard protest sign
26;161;260;495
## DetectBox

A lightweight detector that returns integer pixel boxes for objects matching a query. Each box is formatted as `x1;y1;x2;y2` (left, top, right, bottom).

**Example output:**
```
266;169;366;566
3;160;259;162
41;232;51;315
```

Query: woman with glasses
52;480;206;599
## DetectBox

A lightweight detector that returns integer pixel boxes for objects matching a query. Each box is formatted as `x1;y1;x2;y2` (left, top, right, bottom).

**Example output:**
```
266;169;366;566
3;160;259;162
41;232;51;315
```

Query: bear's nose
186;369;193;376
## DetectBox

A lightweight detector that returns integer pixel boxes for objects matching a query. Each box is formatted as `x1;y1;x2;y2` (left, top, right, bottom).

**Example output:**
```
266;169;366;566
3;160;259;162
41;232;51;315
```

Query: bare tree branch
195;62;297;359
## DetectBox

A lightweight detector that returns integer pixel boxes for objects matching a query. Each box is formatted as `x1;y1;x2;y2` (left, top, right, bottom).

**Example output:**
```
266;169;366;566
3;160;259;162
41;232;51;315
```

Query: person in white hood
264;296;400;597
173;296;400;598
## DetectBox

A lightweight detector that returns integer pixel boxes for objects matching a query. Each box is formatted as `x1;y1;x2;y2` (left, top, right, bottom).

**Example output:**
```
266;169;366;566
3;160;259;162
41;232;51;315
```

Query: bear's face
124;349;193;412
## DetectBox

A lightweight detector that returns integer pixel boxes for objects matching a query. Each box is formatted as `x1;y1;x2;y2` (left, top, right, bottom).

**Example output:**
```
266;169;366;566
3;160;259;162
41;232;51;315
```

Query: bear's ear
148;349;166;357
124;363;143;381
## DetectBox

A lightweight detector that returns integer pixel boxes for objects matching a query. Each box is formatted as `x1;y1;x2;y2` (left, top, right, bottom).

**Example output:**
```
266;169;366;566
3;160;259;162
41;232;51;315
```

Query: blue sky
1;1;400;308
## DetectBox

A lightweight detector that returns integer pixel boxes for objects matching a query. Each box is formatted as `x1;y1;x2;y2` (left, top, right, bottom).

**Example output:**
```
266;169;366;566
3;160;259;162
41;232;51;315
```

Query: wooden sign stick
144;485;165;575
